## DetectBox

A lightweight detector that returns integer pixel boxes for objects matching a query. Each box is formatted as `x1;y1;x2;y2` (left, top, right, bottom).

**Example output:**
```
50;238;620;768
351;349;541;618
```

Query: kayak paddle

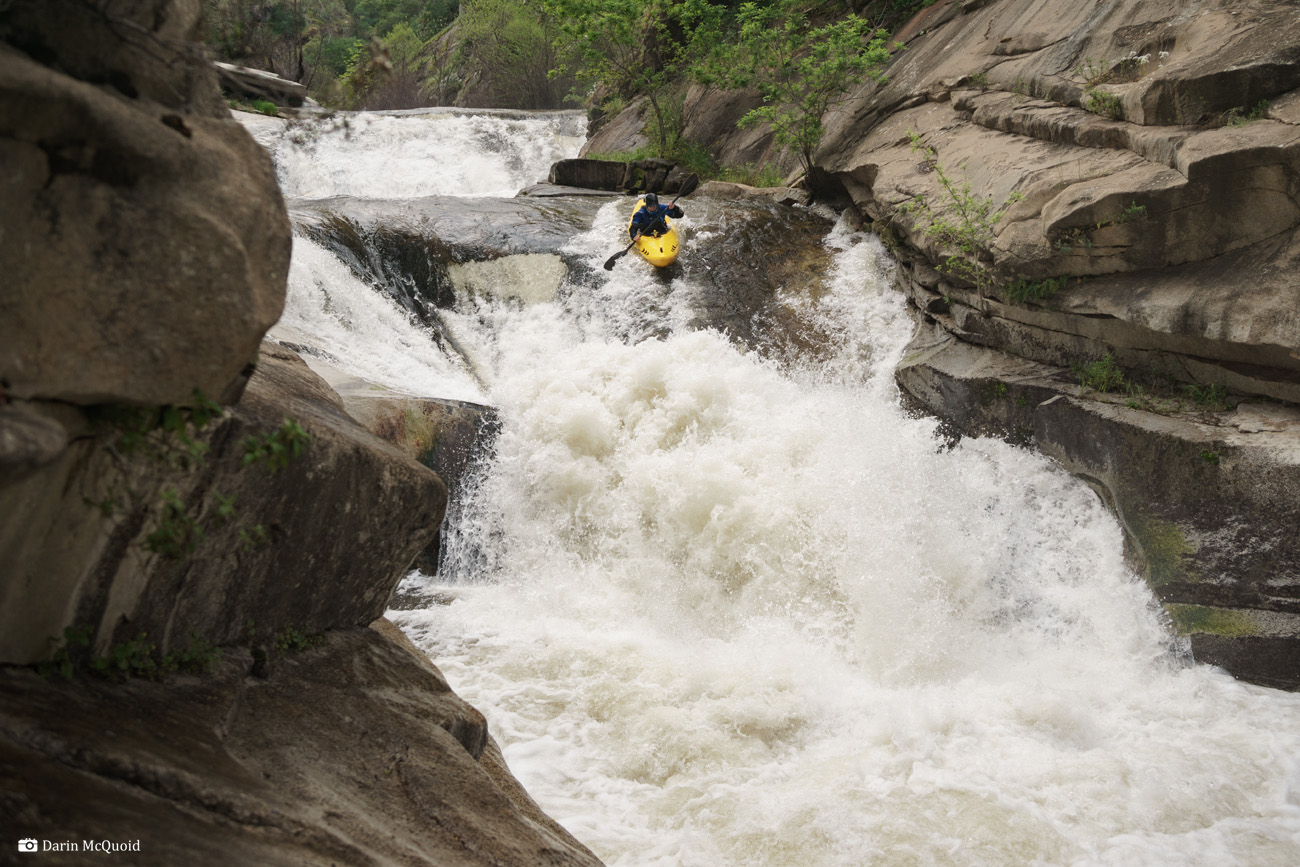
603;173;700;271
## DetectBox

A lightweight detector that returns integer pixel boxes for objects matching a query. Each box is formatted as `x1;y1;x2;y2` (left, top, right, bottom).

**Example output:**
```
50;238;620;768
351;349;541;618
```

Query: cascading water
248;110;1300;867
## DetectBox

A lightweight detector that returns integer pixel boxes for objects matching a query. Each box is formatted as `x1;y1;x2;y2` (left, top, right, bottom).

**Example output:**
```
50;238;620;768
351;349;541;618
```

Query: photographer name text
18;839;141;854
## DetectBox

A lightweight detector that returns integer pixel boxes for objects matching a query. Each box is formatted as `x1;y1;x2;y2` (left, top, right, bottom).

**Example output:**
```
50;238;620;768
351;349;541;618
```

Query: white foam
270;234;484;401
392;217;1300;867
250;109;587;199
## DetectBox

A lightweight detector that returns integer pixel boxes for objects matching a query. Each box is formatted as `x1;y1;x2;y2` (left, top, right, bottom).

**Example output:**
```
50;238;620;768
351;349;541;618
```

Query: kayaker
629;192;684;239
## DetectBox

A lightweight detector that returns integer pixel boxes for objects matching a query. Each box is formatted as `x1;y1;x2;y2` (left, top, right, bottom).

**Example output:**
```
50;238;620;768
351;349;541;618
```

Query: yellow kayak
627;198;680;268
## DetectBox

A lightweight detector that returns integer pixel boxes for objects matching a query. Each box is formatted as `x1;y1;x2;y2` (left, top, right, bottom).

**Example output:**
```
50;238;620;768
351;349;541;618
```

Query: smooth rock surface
0;343;446;664
0;0;290;406
0;622;603;867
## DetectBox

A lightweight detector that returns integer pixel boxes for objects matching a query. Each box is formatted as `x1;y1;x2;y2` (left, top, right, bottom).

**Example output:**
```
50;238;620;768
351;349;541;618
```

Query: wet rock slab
288;195;607;319
670;196;837;353
0;343;445;664
291;194;606;262
0;622;603;867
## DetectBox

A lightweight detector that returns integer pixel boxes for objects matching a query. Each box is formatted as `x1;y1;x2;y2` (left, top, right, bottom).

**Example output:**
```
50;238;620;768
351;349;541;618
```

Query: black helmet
644;192;659;207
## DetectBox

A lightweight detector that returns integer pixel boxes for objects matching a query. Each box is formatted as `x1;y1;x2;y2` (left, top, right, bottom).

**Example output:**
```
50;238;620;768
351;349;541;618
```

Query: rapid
247;109;1300;867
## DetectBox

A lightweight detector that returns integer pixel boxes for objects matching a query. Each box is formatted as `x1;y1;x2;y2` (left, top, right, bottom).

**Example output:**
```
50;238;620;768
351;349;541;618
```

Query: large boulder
0;343;446;664
214;61;308;108
549;157;629;191
300;357;499;574
0;0;289;406
1;621;603;866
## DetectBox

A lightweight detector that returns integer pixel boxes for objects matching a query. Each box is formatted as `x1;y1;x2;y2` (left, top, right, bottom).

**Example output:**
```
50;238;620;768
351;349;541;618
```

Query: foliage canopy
696;1;896;175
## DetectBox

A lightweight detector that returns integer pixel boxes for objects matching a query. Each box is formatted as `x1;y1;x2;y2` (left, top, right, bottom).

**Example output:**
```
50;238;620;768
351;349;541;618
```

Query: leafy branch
699;1;897;176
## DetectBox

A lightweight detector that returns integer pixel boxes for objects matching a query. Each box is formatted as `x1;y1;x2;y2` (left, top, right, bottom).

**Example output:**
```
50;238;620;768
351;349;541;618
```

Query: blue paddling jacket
630;195;684;238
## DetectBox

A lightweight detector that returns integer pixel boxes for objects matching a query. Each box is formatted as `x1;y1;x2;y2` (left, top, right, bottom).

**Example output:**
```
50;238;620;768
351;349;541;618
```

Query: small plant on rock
1085;88;1124;120
1115;201;1147;224
275;626;324;653
1005;277;1067;304
36;626;93;680
1073;353;1128;393
242;418;311;472
88;633;160;682
166;630;221;675
143;489;204;559
903;132;1022;292
1222;100;1271;127
1074;56;1109;86
1183;380;1230;410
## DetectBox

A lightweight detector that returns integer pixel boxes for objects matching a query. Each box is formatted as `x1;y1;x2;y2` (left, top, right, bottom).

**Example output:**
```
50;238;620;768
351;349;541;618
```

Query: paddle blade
605;235;639;270
674;173;699;201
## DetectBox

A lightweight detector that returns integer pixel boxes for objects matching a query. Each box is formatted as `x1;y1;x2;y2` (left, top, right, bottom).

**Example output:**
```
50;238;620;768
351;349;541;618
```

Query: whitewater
248;109;1300;867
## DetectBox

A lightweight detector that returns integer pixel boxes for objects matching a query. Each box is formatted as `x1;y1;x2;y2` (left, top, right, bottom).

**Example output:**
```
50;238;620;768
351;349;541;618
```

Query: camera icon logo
18;839;39;853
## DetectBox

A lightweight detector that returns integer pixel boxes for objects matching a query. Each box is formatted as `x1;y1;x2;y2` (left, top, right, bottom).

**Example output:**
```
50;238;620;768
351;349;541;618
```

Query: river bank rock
1;621;602;867
812;0;1300;397
1;2;605;860
549;157;629;191
298;356;499;574
0;0;289;406
797;0;1300;688
897;325;1300;689
0;343;445;665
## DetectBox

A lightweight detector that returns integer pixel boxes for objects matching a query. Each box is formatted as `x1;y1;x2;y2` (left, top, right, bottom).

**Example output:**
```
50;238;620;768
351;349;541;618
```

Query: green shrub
1183;381;1229;410
1005;277;1066;304
1085;89;1123;120
1073;353;1127;393
904;132;1021;292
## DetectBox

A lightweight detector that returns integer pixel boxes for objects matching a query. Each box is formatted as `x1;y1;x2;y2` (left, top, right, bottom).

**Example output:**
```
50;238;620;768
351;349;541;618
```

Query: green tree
540;0;722;156
351;0;459;40
700;0;896;175
340;21;433;108
454;0;573;108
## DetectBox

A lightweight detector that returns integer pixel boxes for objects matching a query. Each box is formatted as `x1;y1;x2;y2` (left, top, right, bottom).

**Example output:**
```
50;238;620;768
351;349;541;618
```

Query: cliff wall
0;1;603;861
830;0;1300;688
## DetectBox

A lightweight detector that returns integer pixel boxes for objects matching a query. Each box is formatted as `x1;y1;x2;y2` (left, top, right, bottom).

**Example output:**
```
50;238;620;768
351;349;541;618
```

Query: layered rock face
818;0;1300;406
812;0;1300;687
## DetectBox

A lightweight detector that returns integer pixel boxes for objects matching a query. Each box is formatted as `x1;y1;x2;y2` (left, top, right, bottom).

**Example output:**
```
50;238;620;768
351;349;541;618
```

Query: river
245;108;1300;867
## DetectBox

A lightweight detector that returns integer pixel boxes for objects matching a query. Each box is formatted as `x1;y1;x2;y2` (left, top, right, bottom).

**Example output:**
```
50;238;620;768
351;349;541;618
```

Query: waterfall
248;110;1300;867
